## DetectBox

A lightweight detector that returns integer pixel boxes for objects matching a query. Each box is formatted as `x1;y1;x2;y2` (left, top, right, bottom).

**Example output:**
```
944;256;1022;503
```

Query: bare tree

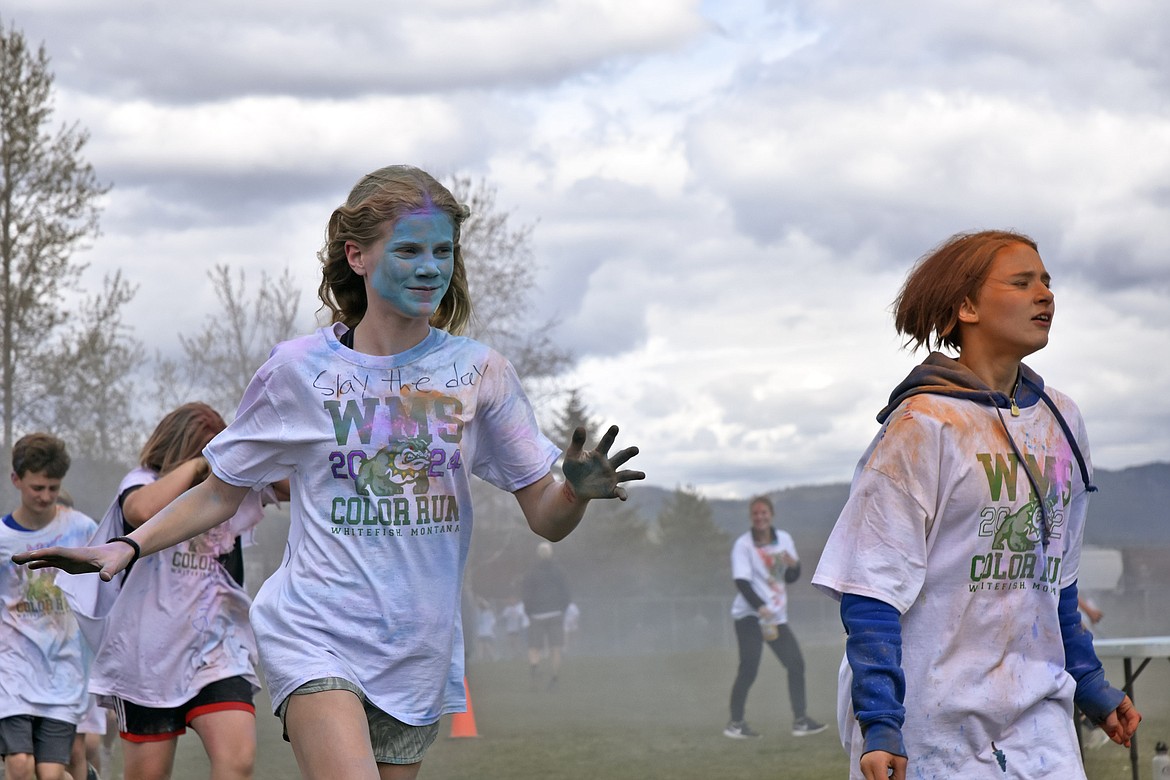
0;22;111;454
448;175;573;384
155;264;302;419
30;271;142;460
155;177;569;423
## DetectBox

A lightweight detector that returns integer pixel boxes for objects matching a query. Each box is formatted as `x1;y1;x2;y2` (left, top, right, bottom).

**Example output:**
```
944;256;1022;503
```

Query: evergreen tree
549;387;598;453
558;497;652;598
653;485;730;596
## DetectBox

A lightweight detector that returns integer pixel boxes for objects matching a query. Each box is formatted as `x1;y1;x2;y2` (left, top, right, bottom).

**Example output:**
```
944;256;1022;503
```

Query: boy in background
0;434;96;780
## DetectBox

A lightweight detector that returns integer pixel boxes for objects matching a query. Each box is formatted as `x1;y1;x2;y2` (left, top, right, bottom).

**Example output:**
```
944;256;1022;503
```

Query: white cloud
11;0;709;100
5;0;1168;498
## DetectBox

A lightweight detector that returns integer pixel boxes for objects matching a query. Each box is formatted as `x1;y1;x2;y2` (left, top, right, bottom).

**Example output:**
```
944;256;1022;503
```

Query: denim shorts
278;677;439;765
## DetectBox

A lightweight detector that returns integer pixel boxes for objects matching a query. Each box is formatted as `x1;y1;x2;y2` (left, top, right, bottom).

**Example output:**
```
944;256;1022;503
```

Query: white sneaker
723;720;761;738
792;716;827;736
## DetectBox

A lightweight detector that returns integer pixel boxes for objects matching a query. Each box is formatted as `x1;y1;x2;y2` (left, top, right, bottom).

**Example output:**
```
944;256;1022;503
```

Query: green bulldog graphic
354;436;432;496
991;493;1057;552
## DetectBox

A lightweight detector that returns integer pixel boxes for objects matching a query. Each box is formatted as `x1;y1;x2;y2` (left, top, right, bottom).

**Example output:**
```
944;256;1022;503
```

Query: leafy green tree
0;21;112;454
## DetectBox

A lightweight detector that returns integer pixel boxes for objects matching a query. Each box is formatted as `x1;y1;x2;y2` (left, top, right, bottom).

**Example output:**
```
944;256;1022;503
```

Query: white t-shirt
0;507;96;723
501;603;528;633
204;324;560;725
88;467;265;708
812;389;1091;779
476;606;496;639
77;694;108;735
564;602;580;632
730;528;798;625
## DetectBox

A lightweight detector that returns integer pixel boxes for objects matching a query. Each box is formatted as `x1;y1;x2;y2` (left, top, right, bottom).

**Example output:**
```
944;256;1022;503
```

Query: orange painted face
960;242;1054;362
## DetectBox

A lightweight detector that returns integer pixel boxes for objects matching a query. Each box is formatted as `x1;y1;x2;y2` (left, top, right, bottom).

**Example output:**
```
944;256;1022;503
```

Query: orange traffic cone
449;677;480;738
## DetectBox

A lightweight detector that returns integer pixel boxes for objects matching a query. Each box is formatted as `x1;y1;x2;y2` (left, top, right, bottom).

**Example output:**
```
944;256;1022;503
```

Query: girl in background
89;403;284;780
725;496;824;740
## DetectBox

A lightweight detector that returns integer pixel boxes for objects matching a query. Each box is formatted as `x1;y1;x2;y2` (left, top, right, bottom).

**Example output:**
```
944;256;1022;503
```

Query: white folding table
1092;636;1170;780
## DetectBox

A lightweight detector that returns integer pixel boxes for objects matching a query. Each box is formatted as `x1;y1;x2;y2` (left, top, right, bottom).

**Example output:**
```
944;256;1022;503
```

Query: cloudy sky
9;0;1170;498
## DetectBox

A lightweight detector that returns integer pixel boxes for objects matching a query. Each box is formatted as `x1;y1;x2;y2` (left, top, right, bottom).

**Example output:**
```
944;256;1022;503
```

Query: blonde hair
893;230;1037;352
317;165;472;334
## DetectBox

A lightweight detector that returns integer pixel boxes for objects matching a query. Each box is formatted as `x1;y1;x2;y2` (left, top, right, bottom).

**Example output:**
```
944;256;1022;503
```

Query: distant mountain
625;461;1170;559
32;456;1165;559
1082;462;1170;547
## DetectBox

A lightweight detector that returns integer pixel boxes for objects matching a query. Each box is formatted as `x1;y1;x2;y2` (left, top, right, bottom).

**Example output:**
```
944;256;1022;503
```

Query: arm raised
513;424;644;542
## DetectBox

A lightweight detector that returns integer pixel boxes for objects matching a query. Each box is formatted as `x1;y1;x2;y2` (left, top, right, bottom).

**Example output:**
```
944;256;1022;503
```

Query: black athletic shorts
111;675;255;742
527;613;565;650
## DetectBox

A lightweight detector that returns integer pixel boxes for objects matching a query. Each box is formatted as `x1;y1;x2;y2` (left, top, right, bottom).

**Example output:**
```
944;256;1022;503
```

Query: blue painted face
369;209;455;321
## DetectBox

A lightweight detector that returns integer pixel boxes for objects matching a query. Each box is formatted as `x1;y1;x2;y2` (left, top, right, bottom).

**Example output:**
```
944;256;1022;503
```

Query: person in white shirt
0;434;95;780
812;230;1140;779
724;496;825;739
16;165;645;780
500;595;529;659
82;403;284;780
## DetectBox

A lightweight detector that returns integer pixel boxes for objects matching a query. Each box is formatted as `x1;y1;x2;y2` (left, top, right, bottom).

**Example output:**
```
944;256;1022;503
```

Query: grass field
115;644;1167;779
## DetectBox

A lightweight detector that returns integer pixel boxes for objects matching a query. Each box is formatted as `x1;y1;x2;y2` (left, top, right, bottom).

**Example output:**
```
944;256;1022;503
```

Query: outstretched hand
562;425;645;501
12;541;137;582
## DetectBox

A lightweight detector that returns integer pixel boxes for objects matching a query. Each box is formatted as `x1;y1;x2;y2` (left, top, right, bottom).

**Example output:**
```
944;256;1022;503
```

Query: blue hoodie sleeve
841;593;907;757
1059;580;1125;723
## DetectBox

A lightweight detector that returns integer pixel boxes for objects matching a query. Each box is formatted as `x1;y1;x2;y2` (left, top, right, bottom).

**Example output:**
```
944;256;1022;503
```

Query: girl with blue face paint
358;209;455;329
16;165;645;780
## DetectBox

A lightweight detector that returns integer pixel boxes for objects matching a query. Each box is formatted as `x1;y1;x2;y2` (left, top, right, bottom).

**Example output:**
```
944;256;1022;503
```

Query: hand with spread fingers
13;540;137;582
561;424;644;501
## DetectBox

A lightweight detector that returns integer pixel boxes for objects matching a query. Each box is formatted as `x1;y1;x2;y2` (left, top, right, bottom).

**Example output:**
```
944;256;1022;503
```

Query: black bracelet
107;536;141;566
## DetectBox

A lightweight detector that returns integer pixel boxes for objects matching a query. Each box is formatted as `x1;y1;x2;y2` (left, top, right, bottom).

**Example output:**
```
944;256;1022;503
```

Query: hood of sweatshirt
877;352;1044;425
876;352;1095;544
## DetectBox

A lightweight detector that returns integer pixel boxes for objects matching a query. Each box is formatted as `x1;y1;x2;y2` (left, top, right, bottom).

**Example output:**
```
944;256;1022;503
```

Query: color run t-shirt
813;388;1092;779
0;507;96;723
729;528;798;625
88;467;266;708
204;324;559;725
